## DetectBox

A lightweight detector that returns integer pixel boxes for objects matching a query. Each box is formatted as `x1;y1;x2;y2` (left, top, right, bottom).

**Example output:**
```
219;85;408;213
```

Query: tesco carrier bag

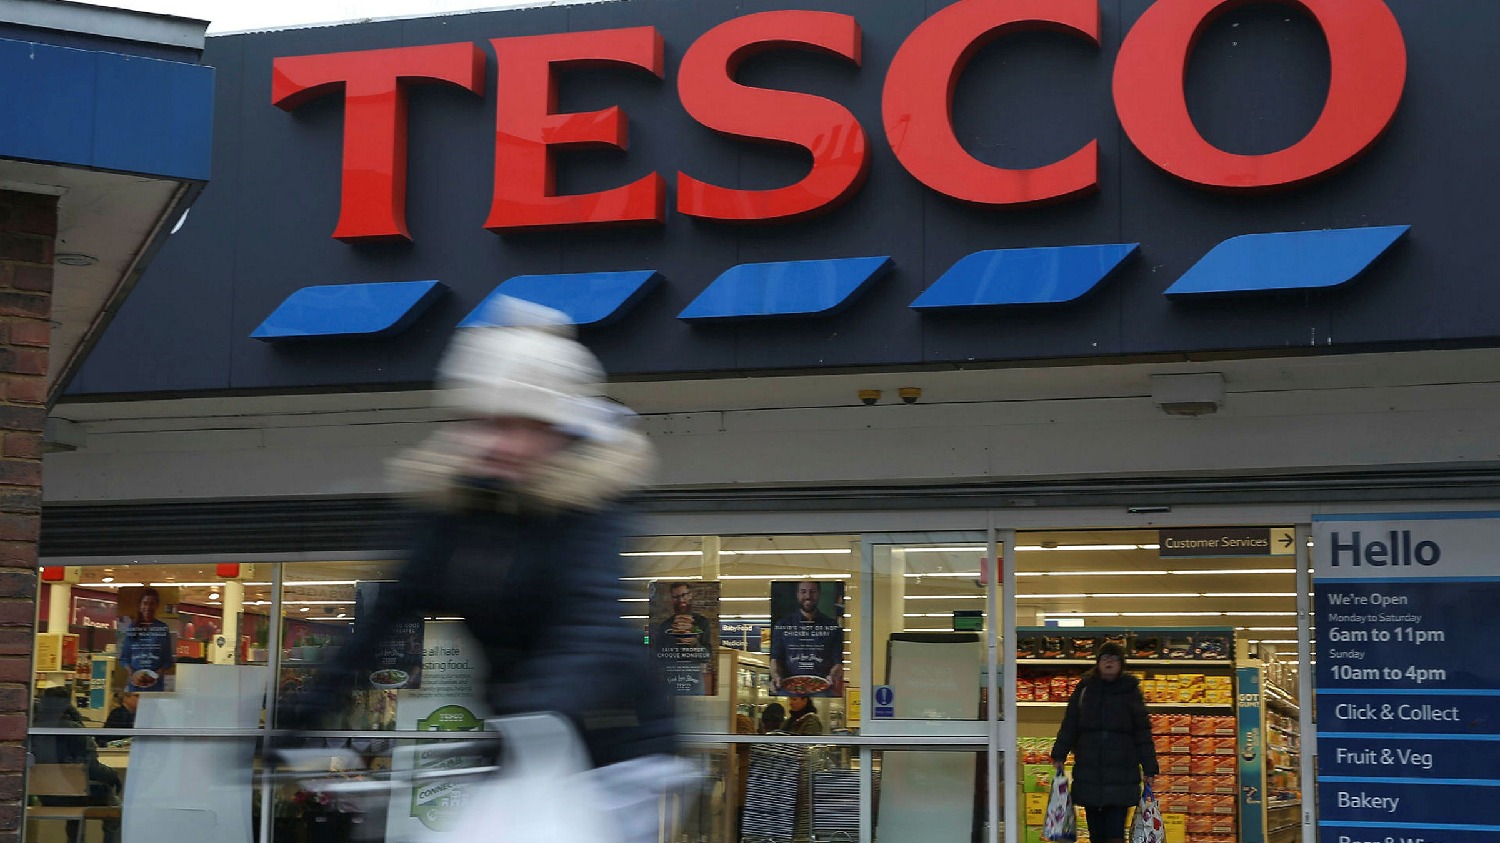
1042;768;1077;842
1130;782;1165;843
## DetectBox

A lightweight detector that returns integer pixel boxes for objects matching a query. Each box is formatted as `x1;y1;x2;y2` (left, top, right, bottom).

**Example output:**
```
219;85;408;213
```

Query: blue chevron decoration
1165;225;1409;297
911;243;1139;309
459;270;661;327
251;280;445;340
678;256;893;321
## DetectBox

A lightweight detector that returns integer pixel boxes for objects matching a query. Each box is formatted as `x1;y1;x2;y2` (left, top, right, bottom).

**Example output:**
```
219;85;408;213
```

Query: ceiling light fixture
55;253;98;267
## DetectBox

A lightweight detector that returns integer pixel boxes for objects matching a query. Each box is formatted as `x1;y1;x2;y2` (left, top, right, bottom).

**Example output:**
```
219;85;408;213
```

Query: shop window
32;562;272;735
620;535;860;737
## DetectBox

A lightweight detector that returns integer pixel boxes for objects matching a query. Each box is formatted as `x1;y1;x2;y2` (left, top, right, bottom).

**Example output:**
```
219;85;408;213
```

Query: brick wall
0;189;54;843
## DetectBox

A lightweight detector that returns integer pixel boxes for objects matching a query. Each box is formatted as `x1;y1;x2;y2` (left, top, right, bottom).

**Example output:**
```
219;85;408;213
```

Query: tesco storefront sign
271;0;1405;242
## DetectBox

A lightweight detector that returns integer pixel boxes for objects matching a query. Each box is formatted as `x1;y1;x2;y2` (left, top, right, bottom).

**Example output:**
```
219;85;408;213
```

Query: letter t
273;43;486;242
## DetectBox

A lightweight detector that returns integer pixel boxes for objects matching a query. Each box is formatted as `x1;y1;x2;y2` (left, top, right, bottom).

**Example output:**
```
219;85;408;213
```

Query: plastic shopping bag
1130;783;1166;843
448;712;621;843
1042;768;1077;842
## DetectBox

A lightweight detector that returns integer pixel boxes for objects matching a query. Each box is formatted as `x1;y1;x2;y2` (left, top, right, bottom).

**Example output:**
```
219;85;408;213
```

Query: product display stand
1236;653;1301;843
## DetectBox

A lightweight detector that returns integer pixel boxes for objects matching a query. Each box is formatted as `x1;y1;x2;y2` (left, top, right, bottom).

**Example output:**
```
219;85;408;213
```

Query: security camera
898;387;922;405
858;389;882;406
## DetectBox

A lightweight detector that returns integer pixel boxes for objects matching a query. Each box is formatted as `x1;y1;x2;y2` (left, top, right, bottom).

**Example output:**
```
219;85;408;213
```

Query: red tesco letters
271;0;1406;241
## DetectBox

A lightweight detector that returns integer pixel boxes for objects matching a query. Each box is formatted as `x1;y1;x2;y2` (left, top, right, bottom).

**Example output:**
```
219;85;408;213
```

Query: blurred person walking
284;298;686;842
1050;642;1158;843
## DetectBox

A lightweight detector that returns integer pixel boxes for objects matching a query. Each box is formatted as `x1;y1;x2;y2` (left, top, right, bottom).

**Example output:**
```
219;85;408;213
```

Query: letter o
1113;0;1406;189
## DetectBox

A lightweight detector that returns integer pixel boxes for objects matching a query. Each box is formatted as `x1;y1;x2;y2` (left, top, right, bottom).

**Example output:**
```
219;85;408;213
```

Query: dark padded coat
286;493;677;767
1051;672;1159;807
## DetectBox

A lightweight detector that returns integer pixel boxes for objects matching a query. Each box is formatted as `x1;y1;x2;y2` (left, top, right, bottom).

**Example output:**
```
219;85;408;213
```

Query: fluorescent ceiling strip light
1202;592;1297;598
284;580;365;587
1170;568;1293;575
721;549;853;556
1015;593;1091;600
903;572;983;578
282;600;356;606
1015;570;1171;577
900;547;985;553
904;594;985;600
621;615;648;620
147;582;227;587
1014;544;1144;552
717;574;852;580
77;582;145;588
621;551;702;557
1238;627;1298;631
721;614;771;620
620;575;703;581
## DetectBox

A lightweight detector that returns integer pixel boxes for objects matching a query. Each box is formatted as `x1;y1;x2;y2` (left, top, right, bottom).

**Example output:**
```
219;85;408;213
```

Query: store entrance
1011;527;1303;843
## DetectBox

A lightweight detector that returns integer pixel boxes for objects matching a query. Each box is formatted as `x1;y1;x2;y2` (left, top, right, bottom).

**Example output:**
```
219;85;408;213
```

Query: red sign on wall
272;0;1405;241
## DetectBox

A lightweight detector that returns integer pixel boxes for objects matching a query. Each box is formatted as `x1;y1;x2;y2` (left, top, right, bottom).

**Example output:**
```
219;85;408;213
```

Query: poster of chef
649;581;720;695
769;580;845;697
114;586;180;692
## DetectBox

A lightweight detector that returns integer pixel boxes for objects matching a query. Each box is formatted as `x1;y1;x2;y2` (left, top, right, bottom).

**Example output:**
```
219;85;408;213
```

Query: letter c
882;0;1100;206
1114;0;1406;189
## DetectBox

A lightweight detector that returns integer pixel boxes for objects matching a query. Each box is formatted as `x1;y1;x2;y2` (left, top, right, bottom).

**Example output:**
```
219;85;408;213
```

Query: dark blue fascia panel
0;36;213;182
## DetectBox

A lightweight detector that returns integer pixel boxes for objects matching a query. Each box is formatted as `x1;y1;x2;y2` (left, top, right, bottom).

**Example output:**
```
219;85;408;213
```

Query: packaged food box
1189;775;1216;795
1017;678;1034;701
1189;715;1214;736
1192;635;1231;660
1166;713;1193;733
1186;816;1217;836
1187;796;1214;815
1168;735;1193;754
1153;734;1173;755
1205;675;1233;691
1209;775;1236;794
1022;764;1053;793
1211;794;1236;815
1038;636;1067;659
1211;715;1237;735
1161;637;1194;660
1205;689;1233;705
1070;636;1100;659
1157;775;1190;794
1158;794;1193;815
1190;755;1217;776
1051;675;1072;700
1208;816;1237;833
1151;713;1173;734
1214;736;1238;755
1016;637;1040;659
1190;737;1217;756
1212;753;1236;773
1132;636;1161;659
1162;755;1192;774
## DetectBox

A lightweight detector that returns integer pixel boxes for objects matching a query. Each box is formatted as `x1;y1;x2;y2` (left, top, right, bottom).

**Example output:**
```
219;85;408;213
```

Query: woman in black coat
283;298;685;842
1051;643;1158;843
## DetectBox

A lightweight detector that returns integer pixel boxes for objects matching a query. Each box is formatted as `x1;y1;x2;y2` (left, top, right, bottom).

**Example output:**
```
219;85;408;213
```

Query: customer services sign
1313;513;1500;843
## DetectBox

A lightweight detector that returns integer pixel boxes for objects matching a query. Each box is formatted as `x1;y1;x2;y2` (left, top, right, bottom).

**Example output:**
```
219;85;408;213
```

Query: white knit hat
437;297;620;439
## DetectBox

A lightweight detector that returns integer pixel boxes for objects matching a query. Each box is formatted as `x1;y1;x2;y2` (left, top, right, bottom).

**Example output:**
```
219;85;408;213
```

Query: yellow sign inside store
1164;812;1186;843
